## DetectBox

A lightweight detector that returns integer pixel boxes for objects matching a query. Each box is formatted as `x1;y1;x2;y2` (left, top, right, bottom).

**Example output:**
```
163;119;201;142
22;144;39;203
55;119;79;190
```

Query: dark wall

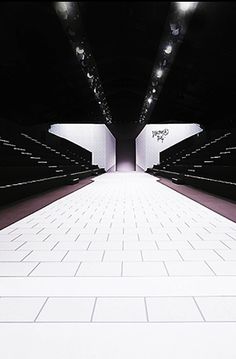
116;139;135;172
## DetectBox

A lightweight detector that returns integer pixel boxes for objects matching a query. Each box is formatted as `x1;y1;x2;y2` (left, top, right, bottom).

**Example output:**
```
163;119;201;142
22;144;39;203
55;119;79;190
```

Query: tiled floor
0;172;236;358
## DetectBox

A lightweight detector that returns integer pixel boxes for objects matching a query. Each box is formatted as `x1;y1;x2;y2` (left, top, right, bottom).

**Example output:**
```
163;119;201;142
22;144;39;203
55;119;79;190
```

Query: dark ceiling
0;2;236;140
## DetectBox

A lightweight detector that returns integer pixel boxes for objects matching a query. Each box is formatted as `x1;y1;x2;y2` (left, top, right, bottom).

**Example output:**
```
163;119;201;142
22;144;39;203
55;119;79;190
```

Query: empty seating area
0;128;105;205
147;129;236;200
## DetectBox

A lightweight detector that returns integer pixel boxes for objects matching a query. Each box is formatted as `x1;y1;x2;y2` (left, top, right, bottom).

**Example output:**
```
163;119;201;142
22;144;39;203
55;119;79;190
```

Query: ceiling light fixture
55;2;68;13
156;69;163;78
176;2;197;12
170;23;180;36
54;2;70;20
139;2;198;125
76;46;84;55
54;1;112;125
164;44;172;54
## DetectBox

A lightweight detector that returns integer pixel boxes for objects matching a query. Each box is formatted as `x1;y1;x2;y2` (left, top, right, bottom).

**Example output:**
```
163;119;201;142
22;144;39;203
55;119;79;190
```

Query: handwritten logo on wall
152;129;169;142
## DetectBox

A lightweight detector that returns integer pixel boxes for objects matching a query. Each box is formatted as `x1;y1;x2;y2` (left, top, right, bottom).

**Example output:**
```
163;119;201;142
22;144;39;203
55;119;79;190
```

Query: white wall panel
136;123;202;171
49;124;116;171
135;128;146;171
105;126;116;171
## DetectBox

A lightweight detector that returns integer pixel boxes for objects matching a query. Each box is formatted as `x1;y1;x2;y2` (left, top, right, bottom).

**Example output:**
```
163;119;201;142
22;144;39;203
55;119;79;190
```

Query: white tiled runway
1;172;236;358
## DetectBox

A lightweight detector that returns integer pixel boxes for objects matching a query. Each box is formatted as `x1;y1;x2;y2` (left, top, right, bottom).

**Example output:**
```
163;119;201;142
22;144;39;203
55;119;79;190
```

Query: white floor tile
89;241;123;250
29;263;79;276
179;250;223;261
206;261;236;275
124;241;157;250
37;297;95;322
55;241;90;250
189;241;228;250
93;297;147;322
0;226;19;234
63;250;103;262
221;240;236;249
165;261;215;276
1;322;236;359
77;262;122;276
124;228;148;235
0;297;46;322
78;234;109;241
109;234;139;241
0;250;31;262
142;250;181;261
199;233;236;241
195;296;236;321
103;250;142;262
46;234;79;241
8;228;45;235
138;234;167;241
0;234;23;241
0;262;38;276
167;233;206;241
146;297;203;322
215;250;236;261
123;262;167;276
18;241;59;251
148;230;169;237
0;242;26;250
16;234;52;242
157;241;193;250
23;250;68;262
102;228;123;235
1;276;236;297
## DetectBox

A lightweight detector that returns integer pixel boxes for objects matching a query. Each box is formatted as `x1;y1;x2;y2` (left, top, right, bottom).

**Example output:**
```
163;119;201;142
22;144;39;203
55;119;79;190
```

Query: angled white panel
49;124;116;171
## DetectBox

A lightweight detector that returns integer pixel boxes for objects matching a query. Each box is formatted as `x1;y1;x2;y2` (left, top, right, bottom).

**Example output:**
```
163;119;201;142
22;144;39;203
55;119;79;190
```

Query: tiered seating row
147;129;236;200
0;129;105;205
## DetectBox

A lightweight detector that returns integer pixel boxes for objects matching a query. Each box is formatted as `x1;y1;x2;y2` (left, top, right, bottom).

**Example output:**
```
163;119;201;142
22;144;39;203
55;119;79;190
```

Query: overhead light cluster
75;41;112;124
139;2;198;124
176;2;198;12
54;2;112;124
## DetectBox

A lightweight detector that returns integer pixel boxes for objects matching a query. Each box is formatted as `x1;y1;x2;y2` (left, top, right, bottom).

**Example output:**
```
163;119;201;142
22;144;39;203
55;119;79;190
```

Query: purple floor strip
159;177;236;223
0;177;94;229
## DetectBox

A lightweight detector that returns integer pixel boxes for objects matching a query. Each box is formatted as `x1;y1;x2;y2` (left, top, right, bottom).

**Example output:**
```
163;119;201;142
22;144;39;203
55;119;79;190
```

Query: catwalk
0;172;236;358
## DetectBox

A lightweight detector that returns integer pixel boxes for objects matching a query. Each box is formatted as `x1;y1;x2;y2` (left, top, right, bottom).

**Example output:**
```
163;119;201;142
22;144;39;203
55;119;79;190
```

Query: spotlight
76;46;84;55
164;45;172;54
152;80;158;87
156;69;163;78
147;97;152;104
54;2;70;20
170;23;180;36
176;2;197;12
152;88;156;93
55;2;68;12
